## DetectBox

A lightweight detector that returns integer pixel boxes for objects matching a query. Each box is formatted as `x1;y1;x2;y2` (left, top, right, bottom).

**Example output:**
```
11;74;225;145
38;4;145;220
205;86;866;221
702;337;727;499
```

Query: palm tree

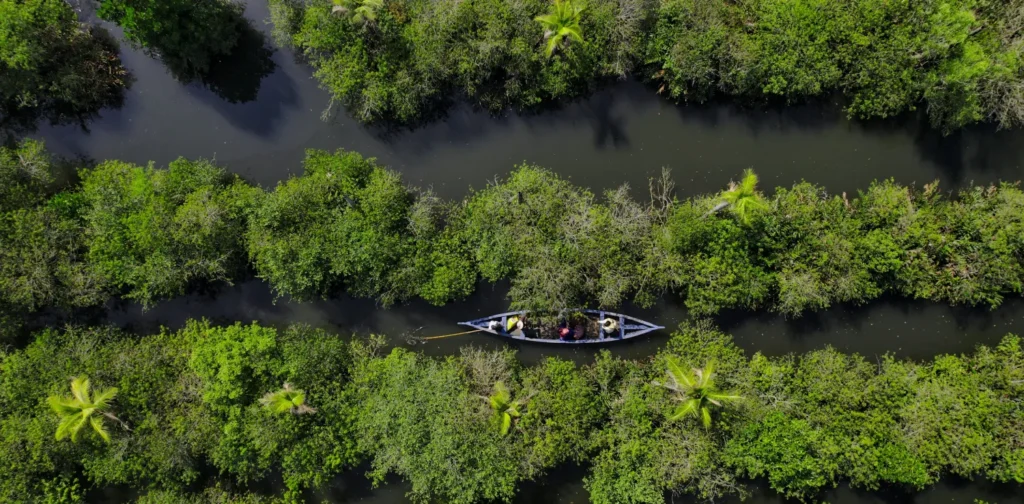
485;381;524;435
534;0;585;57
653;357;741;429
710;168;768;224
47;376;125;443
332;0;384;26
260;383;316;415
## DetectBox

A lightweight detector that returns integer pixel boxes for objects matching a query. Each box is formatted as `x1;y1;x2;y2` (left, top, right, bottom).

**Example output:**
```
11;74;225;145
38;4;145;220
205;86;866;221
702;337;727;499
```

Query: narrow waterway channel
36;1;1024;503
42;1;1024;200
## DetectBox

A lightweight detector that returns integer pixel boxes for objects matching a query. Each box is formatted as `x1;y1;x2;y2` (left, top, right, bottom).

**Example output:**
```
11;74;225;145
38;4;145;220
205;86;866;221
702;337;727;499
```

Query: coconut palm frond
499;412;513;435
535;0;586;57
90;415;111;443
48;376;122;444
669;397;700;421
70;377;91;404
486;381;524;436
654;359;742;429
665;355;695;389
719;168;767;224
261;383;315;415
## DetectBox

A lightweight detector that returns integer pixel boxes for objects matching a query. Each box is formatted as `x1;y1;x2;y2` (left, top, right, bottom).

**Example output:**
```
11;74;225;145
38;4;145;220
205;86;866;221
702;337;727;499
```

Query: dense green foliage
97;0;245;80
270;0;624;122
79;157;259;306
270;0;1024;131
0;0;129;137
0;321;358;503
5;140;1024;332
1;320;1022;502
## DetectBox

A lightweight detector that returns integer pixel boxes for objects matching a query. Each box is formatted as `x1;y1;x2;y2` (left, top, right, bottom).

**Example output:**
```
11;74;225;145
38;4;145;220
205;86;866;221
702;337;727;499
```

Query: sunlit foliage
270;0;1024;131
1;321;1023;502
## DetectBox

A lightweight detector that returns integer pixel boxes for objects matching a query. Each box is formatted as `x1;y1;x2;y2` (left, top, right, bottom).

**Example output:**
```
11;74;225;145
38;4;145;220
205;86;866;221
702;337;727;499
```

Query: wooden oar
418;329;485;341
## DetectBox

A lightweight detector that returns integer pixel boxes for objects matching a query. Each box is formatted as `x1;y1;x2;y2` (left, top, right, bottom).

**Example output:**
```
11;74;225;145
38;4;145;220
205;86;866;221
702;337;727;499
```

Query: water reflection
0;27;131;143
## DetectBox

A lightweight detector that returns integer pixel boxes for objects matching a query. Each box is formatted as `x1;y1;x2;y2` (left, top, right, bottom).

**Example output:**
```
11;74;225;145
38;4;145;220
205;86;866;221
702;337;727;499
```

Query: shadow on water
195;21;278;105
714;476;1021;504
310;463;410;503
292;464;1022;504
368;80;644;157
185;23;299;137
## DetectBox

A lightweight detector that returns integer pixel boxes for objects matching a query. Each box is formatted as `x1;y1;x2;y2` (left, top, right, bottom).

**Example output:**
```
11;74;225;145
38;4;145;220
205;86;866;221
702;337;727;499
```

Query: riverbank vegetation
4;140;1024;337
0;0;129;139
268;0;1024;132
1;320;1021;502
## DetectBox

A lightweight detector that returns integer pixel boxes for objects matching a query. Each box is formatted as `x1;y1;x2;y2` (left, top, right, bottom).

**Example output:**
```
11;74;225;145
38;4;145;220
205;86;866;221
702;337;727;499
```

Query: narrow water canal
37;1;1024;503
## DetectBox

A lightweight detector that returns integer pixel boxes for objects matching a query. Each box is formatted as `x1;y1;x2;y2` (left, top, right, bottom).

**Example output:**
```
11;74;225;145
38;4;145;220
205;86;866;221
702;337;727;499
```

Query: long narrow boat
459;309;664;344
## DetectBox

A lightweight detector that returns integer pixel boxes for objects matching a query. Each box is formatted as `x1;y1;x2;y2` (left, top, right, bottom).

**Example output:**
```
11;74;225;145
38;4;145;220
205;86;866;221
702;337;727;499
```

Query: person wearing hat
599;317;619;337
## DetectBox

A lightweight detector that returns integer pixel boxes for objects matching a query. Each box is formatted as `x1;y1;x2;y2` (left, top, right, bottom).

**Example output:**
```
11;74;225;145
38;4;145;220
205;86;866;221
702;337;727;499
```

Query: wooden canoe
459;309;664;344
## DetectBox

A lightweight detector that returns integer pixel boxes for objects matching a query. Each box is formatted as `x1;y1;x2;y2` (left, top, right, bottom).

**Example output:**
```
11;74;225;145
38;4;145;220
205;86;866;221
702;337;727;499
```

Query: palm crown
486;381;524;435
47;376;122;443
535;0;585;57
719;168;768;224
332;0;384;26
260;383;316;415
654;357;741;429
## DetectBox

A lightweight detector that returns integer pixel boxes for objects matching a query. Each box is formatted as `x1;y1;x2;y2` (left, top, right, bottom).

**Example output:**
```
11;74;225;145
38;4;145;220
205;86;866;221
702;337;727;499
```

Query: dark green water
37;1;1024;502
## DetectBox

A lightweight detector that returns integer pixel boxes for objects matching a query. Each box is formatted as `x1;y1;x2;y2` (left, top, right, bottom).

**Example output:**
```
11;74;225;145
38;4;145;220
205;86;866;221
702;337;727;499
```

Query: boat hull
459;309;664;344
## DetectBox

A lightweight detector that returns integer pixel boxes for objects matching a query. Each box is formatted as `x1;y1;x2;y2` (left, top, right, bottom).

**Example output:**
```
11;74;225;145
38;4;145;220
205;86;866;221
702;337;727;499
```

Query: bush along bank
4;140;1024;337
0;320;1022;503
268;0;1024;132
0;0;130;139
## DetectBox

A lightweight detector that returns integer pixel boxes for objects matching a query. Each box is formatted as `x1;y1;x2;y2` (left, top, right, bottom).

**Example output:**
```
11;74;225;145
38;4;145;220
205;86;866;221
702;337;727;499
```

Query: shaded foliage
0;0;129;139
97;0;245;81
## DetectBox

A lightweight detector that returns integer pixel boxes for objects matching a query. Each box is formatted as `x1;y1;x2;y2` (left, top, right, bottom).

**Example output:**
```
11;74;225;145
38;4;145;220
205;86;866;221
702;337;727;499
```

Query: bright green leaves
535;0;586;57
736;0;846;98
275;0;620;122
718;168;768;225
6;320;1024;502
486;381;524;435
352;348;523;504
724;412;841;498
332;0;385;26
246;148;458;305
260;383;315;415
655;357;741;428
79;158;255;307
461;165;666;310
47;377;121;444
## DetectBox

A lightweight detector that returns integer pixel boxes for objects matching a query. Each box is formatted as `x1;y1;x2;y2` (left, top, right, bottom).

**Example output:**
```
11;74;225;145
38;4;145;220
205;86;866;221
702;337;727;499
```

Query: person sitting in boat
600;317;619;337
558;326;575;341
506;316;525;336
